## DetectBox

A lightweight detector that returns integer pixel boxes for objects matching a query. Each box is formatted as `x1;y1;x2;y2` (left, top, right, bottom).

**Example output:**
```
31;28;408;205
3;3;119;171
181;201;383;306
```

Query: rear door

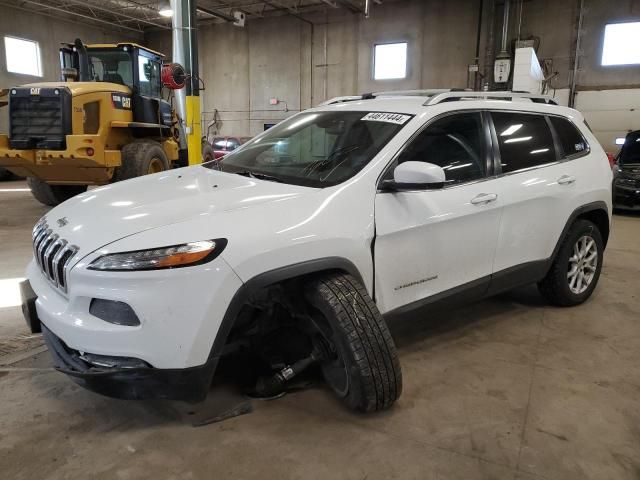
374;111;503;314
488;111;589;287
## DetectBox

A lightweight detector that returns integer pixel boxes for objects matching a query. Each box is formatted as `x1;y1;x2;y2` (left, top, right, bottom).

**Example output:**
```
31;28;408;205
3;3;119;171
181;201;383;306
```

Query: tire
0;167;13;181
538;219;604;306
114;141;170;182
305;273;402;412
27;177;87;207
202;143;215;163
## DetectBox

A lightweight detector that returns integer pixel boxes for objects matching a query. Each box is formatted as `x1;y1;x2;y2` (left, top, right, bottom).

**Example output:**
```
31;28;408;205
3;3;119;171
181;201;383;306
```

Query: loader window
138;56;161;98
88;50;133;89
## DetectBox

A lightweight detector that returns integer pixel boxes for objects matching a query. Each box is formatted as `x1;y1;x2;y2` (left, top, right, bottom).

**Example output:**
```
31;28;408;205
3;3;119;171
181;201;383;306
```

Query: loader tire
114;141;170;182
27;178;87;207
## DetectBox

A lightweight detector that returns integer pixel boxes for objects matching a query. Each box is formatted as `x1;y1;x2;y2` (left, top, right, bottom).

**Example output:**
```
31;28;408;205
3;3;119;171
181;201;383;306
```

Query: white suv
21;91;612;412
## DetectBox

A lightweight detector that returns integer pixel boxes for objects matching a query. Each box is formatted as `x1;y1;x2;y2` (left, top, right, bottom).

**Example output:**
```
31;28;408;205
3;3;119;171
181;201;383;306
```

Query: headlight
88;239;227;271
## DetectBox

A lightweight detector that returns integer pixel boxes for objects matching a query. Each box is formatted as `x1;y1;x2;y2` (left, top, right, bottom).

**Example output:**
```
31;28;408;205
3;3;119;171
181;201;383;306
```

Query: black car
613;131;640;210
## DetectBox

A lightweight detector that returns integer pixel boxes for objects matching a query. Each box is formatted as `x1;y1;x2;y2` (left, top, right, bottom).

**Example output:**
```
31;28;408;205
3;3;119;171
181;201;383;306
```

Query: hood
42;166;314;256
21;81;131;96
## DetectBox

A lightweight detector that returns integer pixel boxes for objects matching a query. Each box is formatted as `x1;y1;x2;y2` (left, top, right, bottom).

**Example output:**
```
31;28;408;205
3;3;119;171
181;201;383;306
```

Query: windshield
87;50;133;89
619;131;640;165
207;111;412;187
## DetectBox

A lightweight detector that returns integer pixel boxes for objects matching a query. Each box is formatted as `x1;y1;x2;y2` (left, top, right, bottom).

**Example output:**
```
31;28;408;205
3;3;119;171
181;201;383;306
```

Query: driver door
373;111;502;315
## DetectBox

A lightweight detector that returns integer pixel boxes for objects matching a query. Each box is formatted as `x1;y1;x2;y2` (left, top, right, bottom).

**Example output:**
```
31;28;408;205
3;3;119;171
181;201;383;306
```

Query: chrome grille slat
42;233;58;280
31;218;78;294
51;240;69;285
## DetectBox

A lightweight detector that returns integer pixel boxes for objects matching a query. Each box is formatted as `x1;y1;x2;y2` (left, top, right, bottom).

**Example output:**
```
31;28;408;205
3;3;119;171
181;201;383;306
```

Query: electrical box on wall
233;11;245;27
494;58;511;84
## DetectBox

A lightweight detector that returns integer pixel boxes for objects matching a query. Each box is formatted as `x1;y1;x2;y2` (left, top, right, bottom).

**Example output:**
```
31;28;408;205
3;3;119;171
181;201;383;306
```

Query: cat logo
30;87;41;95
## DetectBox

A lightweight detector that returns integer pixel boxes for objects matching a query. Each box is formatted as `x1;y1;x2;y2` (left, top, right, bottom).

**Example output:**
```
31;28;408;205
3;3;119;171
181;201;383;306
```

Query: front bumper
40;323;217;402
613;183;640;210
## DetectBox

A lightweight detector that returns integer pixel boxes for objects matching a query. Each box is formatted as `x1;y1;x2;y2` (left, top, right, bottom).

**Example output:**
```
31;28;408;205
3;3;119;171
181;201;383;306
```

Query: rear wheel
27;177;87;207
538;219;604;306
305;273;402;412
114;141;170;182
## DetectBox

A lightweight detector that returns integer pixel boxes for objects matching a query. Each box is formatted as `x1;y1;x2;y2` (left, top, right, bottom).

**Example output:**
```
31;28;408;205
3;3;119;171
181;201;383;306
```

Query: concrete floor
1;178;639;479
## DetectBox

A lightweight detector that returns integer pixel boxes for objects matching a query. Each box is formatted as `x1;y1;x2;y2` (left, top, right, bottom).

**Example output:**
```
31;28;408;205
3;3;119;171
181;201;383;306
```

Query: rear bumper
41;323;217;402
613;184;640;210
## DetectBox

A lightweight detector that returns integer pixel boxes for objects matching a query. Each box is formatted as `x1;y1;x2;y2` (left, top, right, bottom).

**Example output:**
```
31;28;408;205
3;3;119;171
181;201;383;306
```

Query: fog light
89;298;140;326
86;147;94;156
79;352;149;369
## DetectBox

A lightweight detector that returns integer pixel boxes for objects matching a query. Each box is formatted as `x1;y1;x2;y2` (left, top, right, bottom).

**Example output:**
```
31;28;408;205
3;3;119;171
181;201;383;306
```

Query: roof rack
317;95;365;106
318;90;558;107
424;91;558;106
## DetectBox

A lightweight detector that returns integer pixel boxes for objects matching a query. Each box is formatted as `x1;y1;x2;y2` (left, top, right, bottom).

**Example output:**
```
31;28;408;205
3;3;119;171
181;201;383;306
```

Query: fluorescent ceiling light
504;136;532;144
615;137;625;145
500;124;523;136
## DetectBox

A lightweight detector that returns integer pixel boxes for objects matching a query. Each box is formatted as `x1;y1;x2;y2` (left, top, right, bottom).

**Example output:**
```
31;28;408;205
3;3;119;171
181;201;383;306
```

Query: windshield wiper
233;170;285;183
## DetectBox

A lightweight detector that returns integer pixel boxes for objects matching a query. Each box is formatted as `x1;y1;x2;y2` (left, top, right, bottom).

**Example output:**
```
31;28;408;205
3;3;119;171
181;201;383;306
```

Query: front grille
9;87;72;150
32;219;78;294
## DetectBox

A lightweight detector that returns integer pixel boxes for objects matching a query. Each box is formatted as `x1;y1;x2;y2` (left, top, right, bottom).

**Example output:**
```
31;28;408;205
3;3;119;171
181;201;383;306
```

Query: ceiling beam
12;0;146;32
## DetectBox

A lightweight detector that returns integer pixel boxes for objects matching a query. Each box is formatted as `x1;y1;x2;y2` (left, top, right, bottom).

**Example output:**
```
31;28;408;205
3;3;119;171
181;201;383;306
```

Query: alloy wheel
567;235;598;294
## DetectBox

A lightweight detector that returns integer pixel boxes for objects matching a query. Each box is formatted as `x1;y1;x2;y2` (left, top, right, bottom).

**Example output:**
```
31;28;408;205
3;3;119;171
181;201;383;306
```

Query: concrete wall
0;6;140;132
512;0;640;90
146;0;640;141
147;0;482;137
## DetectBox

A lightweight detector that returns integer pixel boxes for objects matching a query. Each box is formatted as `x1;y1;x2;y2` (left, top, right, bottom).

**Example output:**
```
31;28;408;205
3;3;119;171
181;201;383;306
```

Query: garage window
4;36;42;77
601;22;640;66
373;42;407;80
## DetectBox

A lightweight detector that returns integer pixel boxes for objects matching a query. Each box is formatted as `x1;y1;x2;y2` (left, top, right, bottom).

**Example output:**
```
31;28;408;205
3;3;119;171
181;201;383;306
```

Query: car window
395;112;486;185
213;111;410;188
549;116;588;158
213;138;229;150
492;112;556;173
226;138;241;151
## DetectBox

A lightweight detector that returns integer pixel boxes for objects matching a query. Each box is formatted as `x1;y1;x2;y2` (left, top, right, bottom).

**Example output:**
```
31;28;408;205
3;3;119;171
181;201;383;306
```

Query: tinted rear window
492;112;556;173
550;116;588;157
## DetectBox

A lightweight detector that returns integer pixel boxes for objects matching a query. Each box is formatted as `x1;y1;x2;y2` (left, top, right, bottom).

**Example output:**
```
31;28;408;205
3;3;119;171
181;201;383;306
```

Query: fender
207;257;365;361
550;200;610;258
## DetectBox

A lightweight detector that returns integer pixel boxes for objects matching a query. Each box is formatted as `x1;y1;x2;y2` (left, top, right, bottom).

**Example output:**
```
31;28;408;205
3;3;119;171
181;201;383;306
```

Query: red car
211;136;252;160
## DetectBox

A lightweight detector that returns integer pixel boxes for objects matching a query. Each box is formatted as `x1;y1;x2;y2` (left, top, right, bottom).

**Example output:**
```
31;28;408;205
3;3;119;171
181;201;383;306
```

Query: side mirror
381;161;446;191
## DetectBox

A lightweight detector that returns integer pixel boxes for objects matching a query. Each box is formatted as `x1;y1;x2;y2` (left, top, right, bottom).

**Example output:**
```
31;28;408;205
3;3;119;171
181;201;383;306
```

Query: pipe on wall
569;0;585;108
500;0;510;55
483;0;496;90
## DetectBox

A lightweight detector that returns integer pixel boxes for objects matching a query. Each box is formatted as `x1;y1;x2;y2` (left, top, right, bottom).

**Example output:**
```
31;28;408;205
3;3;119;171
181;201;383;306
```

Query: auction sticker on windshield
361;112;411;125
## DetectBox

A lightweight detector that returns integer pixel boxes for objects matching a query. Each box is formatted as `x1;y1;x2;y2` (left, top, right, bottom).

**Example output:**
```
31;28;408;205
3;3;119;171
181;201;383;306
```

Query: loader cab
59;41;172;128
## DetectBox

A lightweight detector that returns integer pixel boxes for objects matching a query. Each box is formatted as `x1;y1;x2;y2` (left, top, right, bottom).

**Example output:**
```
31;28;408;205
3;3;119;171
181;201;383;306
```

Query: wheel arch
207;257;366;361
552;201;610;261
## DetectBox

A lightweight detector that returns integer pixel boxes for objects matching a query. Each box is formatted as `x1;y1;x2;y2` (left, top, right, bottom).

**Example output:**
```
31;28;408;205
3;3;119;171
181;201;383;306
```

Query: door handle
470;193;498;205
558;175;576;185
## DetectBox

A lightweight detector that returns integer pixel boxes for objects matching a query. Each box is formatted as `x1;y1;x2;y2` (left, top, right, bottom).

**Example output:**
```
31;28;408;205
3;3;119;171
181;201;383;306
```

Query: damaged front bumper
41;323;217;402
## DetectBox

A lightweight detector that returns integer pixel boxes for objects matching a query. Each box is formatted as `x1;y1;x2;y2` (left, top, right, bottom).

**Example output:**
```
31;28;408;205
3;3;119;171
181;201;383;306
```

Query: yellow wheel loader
0;39;211;206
